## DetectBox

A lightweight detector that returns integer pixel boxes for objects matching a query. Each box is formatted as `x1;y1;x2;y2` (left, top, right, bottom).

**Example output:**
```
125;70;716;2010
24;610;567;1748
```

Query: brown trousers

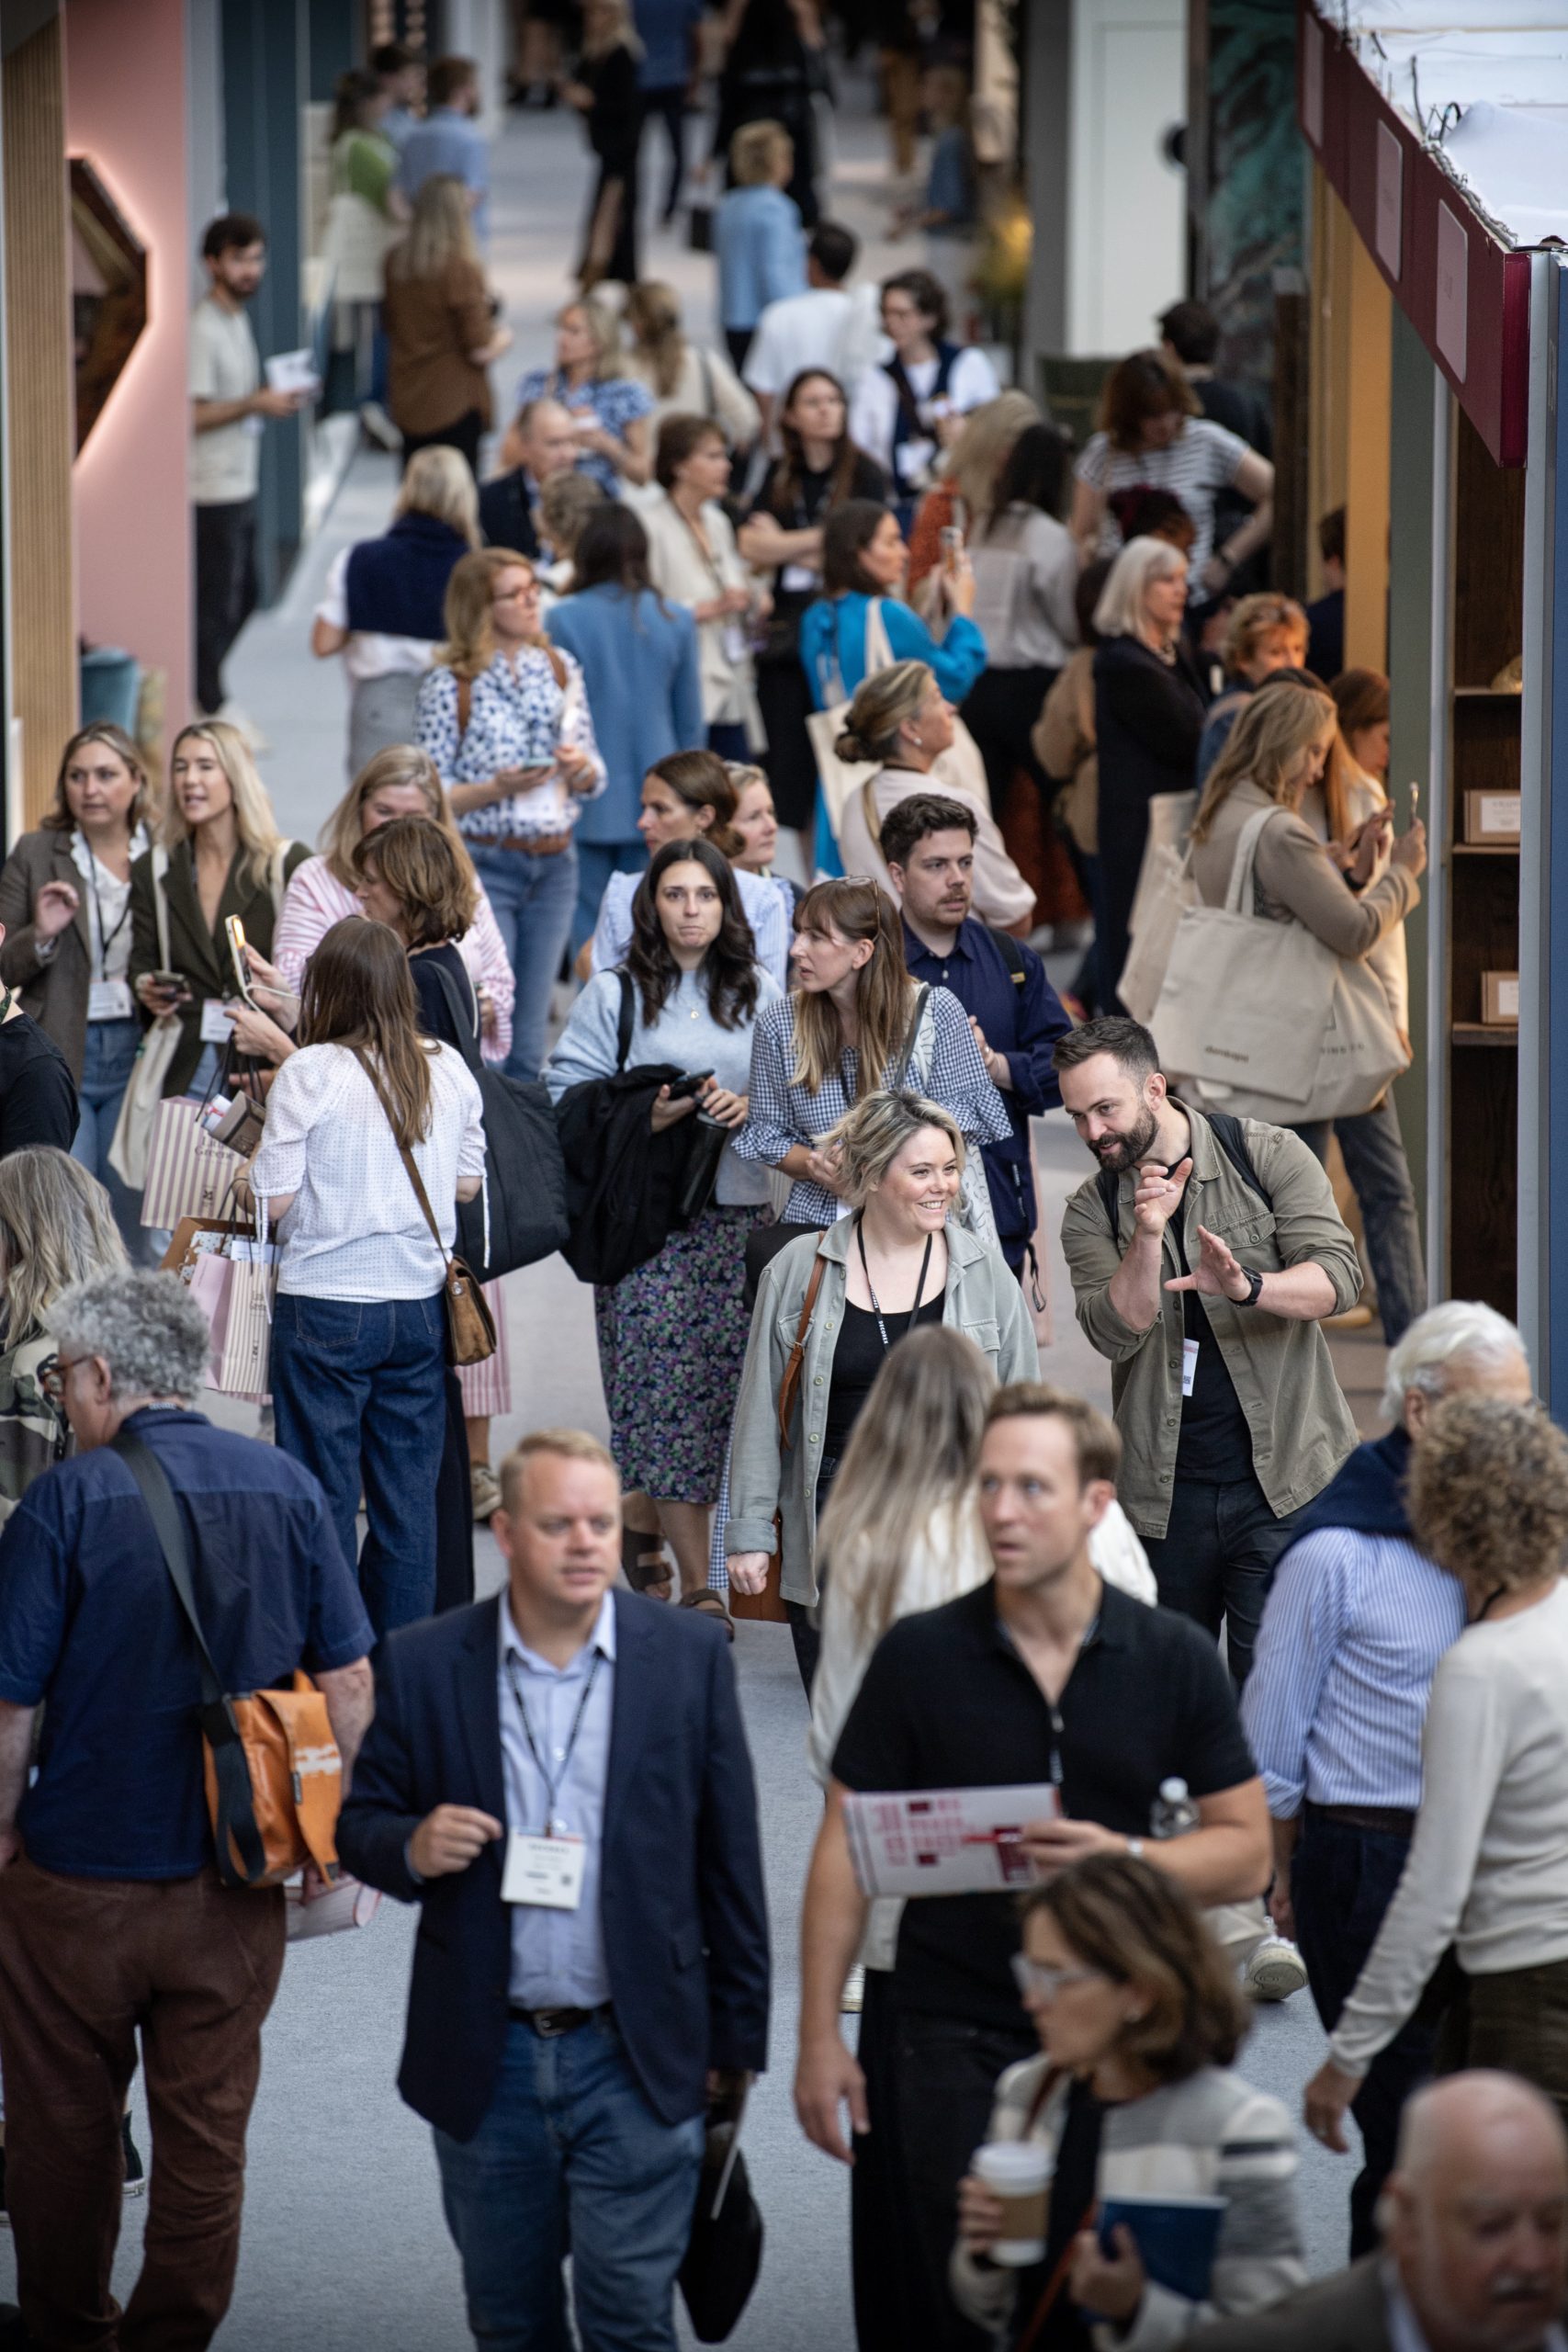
0;1854;285;2351
1438;1953;1568;2124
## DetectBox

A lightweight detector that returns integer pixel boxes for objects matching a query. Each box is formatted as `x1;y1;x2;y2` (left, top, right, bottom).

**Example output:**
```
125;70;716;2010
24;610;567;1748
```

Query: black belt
1306;1802;1416;1838
509;2001;612;2039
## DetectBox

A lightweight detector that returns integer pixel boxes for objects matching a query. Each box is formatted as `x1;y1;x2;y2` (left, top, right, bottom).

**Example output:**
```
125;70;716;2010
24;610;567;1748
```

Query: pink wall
65;0;192;734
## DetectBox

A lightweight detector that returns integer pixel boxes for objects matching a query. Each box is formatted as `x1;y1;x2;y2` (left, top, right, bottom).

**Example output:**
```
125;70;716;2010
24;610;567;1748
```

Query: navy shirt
0;1408;372;1879
901;917;1071;1257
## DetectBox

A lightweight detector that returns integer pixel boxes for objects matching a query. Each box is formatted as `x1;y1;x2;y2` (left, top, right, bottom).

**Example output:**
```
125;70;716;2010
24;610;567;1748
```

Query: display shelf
1451;1023;1519;1047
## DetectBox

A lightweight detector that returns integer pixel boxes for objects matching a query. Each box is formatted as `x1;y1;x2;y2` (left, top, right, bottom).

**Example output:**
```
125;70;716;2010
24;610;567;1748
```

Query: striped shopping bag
139;1098;244;1229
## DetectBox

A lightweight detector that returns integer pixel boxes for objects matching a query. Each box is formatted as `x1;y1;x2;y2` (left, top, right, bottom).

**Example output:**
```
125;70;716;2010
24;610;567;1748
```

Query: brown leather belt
496;831;573;857
509;2002;611;2038
1307;1802;1416;1838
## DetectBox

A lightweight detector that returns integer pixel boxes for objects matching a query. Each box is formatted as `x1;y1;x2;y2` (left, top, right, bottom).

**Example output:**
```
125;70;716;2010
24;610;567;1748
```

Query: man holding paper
796;1381;1269;2352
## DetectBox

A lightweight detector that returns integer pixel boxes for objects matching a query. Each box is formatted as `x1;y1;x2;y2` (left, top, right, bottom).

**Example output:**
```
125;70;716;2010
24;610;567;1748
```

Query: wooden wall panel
4;19;76;827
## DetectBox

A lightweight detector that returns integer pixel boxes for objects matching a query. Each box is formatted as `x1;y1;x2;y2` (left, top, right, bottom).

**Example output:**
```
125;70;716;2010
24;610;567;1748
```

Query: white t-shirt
848;345;999;487
189;295;262;505
1074;415;1249;576
314;548;438;686
743;285;882;405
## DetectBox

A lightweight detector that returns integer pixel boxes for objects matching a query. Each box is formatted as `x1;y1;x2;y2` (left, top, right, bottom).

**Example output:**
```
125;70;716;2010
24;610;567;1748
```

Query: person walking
726;1089;1035;1684
1089;535;1206;1016
310;447;479;773
1072;347;1274;594
0;1149;126;1522
335;1427;770;2352
547;506;705;953
513;298;654;493
562;0;644;293
881;792;1068;1278
707;0;827;228
738;370;886;857
643;415;765;761
382;175;512;476
395;55;490;238
833;662;1035;929
714;120;807;372
622;280;761;447
249;918;485;1641
414;546;605;1080
1056;1015;1362;1690
798;1380;1271;2352
477;398;581;557
546;838;781;1609
0;724;153;1253
0;1268;373;2352
321;67;400;426
189;214;308;719
1245;1300;1532;2256
632;0;704;225
587;749;790;989
953;1857;1305;2344
963;422;1079;811
848;269;998;525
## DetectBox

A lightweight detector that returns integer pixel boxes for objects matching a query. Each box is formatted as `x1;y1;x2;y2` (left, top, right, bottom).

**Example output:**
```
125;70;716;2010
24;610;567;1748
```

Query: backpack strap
615;968;636;1071
987;925;1026;985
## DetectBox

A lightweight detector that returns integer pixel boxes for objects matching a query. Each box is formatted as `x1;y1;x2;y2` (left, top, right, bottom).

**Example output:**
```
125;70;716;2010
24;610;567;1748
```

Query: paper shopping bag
140;1098;243;1230
161;1216;252;1283
186;1244;274;1404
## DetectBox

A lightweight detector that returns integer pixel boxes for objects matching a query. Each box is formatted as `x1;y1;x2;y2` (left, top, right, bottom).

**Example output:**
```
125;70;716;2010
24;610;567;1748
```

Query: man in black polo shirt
797;1382;1268;2352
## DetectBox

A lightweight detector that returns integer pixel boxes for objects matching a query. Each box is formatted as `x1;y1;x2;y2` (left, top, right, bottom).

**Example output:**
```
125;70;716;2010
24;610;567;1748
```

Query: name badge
1181;1338;1201;1398
88;978;134;1022
199;998;235;1046
721;619;749;667
502;1830;585;1911
780;563;818;594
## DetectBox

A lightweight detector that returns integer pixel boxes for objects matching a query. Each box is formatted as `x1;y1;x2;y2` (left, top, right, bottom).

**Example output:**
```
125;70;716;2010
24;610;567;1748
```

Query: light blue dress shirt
397;107;490;242
499;1589;615;2008
715;186;806;331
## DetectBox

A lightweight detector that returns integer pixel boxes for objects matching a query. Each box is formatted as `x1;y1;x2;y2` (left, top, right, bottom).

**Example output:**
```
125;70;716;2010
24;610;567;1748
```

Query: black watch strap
1241;1266;1265;1307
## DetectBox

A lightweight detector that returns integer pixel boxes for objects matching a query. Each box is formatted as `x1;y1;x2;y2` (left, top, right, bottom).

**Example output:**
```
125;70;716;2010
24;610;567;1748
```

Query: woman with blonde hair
128;720;308;1107
310;447;480;773
622;280;760;447
0;1148;125;1521
414;546;604;1079
907;389;1040;596
513;297;654;492
716;119;806;371
381;175;511;475
536;472;605;599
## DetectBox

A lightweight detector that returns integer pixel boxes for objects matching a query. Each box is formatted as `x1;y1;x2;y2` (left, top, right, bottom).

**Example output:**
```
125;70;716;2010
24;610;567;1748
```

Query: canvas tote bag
108;847;182;1188
1155;803;1407;1122
807;600;989;849
1119;841;1197;1026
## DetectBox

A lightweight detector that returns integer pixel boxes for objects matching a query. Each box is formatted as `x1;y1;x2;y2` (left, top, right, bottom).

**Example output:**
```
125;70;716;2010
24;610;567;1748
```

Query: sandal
621;1525;671;1596
678;1590;735;1642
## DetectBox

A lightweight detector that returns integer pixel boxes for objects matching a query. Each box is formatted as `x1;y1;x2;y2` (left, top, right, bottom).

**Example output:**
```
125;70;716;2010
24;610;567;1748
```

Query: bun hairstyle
648;748;741;858
834;661;932;767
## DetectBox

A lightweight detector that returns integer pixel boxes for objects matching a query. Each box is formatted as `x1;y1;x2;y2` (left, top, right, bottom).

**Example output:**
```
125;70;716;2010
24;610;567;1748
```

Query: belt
509;2001;612;2039
1307;1802;1416;1838
495;830;574;858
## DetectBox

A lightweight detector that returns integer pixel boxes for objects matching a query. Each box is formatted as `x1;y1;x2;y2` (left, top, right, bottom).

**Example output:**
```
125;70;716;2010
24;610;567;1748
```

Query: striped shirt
1075;415;1250;576
1242;1528;1465;1817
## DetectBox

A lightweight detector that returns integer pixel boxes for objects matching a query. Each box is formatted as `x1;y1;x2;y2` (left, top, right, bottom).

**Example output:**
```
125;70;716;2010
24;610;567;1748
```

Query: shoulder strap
267;843;288;918
1097;1165;1123;1252
893;982;931;1091
1224;803;1280;917
860;775;883;848
110;1429;266;1888
152;844;171;974
427;956;483;1076
615;968;636;1070
777;1250;829;1452
351;1046;453;1270
987;924;1026;983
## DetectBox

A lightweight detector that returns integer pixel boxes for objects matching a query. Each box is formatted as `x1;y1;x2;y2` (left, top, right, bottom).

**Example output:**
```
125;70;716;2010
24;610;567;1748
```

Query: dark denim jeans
270;1290;447;1640
1291;1092;1427;1344
434;2013;704;2352
468;841;580;1085
1292;1807;1436;2257
1142;1473;1309;1690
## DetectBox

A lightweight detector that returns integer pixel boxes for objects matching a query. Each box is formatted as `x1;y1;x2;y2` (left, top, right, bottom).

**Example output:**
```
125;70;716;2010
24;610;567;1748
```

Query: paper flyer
842;1783;1061;1899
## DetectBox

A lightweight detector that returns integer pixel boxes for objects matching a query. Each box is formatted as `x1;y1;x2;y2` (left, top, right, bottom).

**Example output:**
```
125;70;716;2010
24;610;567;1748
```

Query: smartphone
665;1069;714;1102
1409;780;1421;820
939;523;964;572
150;970;193;1002
224;915;257;1006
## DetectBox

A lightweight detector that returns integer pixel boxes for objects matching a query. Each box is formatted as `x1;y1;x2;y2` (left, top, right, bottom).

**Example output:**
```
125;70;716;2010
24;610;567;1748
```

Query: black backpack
426;960;570;1282
1096;1110;1270;1251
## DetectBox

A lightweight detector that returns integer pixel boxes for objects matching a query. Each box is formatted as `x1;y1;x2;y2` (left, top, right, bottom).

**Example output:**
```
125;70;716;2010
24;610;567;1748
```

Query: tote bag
108;847;182;1189
807;600;990;849
1118;842;1196;1027
1125;789;1196;947
1154;805;1407;1122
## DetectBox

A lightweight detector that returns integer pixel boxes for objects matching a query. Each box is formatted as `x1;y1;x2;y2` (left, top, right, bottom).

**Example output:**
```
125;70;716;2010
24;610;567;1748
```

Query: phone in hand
224;916;257;1006
1409;781;1421;821
939;523;964;573
664;1069;714;1102
150;970;193;1004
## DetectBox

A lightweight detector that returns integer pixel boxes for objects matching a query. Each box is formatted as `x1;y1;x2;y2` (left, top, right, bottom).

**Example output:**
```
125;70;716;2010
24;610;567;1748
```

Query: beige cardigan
1190;776;1417;961
641;489;764;748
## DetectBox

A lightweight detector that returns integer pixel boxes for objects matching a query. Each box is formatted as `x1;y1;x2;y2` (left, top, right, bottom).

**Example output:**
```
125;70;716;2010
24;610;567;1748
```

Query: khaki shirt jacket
1059;1104;1360;1540
726;1217;1039;1606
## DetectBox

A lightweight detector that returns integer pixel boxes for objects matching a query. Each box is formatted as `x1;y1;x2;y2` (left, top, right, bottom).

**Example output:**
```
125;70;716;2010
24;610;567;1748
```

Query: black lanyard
83;845;130;980
855;1217;933;1350
504;1647;604;1838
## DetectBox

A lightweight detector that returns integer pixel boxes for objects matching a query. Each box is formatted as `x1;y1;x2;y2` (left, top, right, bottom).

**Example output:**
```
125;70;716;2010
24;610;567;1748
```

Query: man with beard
1055;1015;1359;1690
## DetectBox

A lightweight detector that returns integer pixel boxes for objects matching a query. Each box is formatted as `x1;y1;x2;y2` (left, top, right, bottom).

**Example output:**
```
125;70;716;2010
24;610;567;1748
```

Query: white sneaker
840;1963;865;2015
359;399;400;451
1244;1935;1309;2002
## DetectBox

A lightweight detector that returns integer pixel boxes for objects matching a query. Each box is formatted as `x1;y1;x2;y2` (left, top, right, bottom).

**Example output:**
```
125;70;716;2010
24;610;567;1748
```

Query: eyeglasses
1010;1954;1106;2003
39;1353;88;1404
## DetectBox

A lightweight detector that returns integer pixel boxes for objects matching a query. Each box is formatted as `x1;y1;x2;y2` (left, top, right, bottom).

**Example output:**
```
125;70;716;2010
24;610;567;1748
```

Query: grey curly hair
51;1270;212;1403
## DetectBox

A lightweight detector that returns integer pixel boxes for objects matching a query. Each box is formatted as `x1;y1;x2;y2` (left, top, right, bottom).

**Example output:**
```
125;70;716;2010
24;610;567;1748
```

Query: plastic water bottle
1150;1777;1200;1840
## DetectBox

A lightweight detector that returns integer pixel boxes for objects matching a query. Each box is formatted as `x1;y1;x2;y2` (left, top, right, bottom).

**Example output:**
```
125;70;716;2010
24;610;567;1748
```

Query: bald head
1385;2073;1568;2351
511;399;579;485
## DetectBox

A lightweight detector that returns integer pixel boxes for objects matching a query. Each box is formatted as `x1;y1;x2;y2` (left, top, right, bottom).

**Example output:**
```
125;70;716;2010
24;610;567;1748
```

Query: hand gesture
803;1142;847;1196
1164;1223;1250;1304
1068;2223;1146;2322
408;1804;503;1880
252;386;306;421
969;1016;1005;1085
226;1001;295;1066
33;880;80;940
795;2034;868;2164
1131;1156;1190;1241
1344;808;1393;888
1016;1815;1125;1881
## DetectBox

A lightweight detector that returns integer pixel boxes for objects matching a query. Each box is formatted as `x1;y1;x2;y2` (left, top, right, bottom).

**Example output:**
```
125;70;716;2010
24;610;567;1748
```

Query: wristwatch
1125;1837;1145;1861
1237;1267;1265;1307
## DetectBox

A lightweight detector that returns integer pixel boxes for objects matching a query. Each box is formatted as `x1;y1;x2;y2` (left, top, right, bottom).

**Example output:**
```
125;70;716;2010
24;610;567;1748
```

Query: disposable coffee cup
973;2142;1053;2266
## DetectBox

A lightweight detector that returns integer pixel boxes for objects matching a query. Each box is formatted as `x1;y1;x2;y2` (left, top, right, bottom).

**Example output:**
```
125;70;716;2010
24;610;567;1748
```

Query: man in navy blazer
338;1427;769;2351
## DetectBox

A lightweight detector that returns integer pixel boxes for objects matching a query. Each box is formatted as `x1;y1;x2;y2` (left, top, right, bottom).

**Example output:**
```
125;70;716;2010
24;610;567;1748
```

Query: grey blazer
725;1217;1038;1606
0;829;98;1080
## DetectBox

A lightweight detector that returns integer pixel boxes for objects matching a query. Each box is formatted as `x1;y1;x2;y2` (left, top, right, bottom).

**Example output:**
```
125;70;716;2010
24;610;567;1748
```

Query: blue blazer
337;1589;771;2142
547;585;705;846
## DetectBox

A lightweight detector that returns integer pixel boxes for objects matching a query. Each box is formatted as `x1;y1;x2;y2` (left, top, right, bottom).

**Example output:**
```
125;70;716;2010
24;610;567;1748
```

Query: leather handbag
352;1046;497;1365
113;1430;344;1889
729;1247;829;1627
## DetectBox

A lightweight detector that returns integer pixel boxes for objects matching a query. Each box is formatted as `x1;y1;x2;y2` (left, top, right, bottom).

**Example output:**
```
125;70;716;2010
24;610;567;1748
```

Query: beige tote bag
807;599;989;851
1126;789;1196;948
1154;805;1407;1122
1119;842;1196;1026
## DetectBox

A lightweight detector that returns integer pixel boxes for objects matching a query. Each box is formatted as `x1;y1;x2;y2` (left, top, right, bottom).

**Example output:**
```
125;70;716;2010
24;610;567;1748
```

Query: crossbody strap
892;982;931;1091
152;843;171;974
615;968;636;1069
111;1429;265;1888
777;1250;829;1451
351;1046;452;1271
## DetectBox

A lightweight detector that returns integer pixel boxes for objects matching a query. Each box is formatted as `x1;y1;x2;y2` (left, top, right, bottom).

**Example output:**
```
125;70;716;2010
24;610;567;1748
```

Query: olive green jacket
726;1218;1039;1607
1059;1104;1360;1540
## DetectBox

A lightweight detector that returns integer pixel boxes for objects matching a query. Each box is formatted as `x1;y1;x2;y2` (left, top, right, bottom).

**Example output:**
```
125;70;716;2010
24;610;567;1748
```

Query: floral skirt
592;1202;755;1502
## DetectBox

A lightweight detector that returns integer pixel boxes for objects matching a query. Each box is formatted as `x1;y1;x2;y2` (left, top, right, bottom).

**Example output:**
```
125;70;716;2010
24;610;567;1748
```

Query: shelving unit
1444;409;1525;1314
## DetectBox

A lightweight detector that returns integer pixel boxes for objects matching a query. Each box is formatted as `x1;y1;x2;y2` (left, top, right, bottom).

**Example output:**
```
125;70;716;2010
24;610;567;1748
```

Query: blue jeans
1291;1092;1427;1344
571;840;646;962
269;1290;447;1639
434;2013;704;2352
71;1017;154;1263
468;842;579;1084
1142;1473;1311;1690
